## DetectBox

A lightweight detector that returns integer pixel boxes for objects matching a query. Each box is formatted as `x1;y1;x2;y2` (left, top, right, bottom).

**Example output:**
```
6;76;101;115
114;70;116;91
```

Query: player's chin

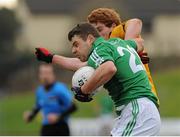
79;57;87;62
75;55;81;60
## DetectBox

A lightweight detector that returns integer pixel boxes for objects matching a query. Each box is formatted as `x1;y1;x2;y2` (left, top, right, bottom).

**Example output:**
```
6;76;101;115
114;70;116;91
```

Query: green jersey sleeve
125;40;137;51
88;46;114;69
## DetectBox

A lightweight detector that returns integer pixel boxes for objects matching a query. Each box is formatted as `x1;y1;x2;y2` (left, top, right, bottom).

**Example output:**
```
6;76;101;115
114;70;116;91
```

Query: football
72;66;95;88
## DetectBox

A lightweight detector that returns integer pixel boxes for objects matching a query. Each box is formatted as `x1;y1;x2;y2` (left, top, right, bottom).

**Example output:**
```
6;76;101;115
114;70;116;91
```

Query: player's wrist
26;111;34;122
47;53;54;63
81;85;94;96
57;114;62;121
35;47;54;63
80;86;86;94
71;87;93;102
52;54;58;64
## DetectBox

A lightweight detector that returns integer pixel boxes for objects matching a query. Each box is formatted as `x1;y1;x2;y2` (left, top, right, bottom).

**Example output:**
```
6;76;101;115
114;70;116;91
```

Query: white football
72;66;95;88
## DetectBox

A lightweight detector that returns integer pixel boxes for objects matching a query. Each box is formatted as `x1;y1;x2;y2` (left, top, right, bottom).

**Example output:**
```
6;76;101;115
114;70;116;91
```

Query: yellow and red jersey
110;21;159;104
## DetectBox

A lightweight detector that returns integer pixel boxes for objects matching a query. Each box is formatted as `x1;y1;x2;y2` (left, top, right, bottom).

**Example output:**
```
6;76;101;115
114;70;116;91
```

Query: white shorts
111;97;161;136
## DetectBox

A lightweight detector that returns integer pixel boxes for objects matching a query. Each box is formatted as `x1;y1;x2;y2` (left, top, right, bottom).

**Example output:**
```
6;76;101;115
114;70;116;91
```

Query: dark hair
68;22;100;41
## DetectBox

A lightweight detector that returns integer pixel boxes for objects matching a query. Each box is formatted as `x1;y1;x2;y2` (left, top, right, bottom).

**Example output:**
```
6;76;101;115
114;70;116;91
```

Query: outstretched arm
35;48;86;71
52;55;87;71
23;107;40;123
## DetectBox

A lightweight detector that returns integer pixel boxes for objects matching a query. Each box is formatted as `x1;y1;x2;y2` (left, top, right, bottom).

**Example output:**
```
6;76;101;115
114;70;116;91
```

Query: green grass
0;68;180;135
152;68;180;117
0;90;110;135
0;93;41;135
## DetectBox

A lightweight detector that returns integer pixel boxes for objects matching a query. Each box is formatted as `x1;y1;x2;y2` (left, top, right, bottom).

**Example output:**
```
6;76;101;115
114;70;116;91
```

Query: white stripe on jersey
91;49;104;67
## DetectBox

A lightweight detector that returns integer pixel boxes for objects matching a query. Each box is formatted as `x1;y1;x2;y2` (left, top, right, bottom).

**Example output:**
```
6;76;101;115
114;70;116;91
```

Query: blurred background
0;0;180;135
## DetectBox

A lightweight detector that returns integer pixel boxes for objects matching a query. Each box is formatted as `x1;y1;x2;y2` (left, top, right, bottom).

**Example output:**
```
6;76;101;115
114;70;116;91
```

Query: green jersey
87;37;158;114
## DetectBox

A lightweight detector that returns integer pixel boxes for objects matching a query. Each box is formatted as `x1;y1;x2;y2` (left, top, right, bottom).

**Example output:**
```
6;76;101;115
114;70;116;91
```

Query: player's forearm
81;61;117;94
134;38;144;53
52;55;87;71
28;107;40;122
58;103;77;120
124;18;142;40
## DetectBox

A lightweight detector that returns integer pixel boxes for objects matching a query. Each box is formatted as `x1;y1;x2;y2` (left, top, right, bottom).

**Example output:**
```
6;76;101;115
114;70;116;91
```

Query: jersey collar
92;37;105;47
88;37;105;57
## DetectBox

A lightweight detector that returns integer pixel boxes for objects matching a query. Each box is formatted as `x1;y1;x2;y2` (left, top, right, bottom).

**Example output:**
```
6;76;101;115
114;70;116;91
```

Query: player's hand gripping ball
72;66;96;102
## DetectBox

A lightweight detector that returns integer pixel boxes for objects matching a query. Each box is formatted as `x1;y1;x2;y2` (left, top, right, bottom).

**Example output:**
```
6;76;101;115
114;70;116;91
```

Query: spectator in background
23;63;77;136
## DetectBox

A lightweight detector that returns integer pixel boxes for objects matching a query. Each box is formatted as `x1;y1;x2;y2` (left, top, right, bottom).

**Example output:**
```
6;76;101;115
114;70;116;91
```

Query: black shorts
41;121;70;136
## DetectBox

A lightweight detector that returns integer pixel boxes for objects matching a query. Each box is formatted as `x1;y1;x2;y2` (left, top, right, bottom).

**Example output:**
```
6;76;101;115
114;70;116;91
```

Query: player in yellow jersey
35;8;159;104
87;8;159;103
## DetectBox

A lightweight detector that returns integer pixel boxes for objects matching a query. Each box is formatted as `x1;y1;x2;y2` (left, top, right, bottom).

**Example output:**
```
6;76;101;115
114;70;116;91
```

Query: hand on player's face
92;22;113;40
71;35;90;62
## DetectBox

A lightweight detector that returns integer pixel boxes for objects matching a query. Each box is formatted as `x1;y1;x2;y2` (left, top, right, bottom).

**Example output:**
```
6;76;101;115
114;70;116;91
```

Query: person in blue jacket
23;63;77;136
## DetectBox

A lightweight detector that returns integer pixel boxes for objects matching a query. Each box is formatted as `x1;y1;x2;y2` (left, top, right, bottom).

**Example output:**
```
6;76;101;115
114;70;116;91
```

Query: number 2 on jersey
117;46;144;73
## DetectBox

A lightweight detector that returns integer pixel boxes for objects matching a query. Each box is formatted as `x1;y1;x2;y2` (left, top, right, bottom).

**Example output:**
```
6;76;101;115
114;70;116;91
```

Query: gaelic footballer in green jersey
87;37;158;113
68;23;160;136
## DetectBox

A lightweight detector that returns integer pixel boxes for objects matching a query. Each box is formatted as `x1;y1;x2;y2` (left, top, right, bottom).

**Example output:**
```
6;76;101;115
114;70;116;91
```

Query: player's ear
111;23;117;29
87;34;95;44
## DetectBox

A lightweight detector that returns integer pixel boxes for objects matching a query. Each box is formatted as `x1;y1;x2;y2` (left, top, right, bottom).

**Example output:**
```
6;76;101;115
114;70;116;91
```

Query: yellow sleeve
110;24;126;39
124;21;128;32
110;20;142;39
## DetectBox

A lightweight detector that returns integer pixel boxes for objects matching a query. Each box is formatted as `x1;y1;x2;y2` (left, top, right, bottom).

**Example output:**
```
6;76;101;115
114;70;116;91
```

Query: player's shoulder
54;82;72;97
110;21;127;39
108;37;135;49
54;82;70;93
53;82;67;89
110;19;137;39
108;37;125;46
96;41;114;52
37;84;44;89
113;22;126;31
35;85;44;95
98;37;126;50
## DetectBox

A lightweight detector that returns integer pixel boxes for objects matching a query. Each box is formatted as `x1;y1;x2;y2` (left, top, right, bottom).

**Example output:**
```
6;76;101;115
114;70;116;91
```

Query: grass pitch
0;68;180;135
